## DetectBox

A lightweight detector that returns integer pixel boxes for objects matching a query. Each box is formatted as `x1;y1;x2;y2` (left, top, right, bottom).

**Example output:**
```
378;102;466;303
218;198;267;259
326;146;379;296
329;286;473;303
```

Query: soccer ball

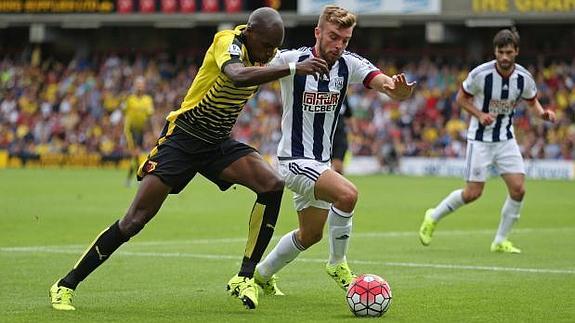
346;274;392;317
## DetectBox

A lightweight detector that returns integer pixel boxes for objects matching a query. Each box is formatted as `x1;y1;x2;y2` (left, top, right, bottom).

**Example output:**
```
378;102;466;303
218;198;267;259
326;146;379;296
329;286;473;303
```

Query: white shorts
464;140;525;182
278;159;331;211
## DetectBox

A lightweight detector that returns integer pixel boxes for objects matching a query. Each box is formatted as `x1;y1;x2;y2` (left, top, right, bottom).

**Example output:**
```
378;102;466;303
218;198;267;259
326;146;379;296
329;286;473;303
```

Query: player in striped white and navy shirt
254;5;415;295
419;28;556;254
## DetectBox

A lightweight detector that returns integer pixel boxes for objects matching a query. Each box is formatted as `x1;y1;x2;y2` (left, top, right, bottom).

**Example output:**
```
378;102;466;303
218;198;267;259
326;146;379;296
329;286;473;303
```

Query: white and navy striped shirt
271;47;380;161
462;60;537;142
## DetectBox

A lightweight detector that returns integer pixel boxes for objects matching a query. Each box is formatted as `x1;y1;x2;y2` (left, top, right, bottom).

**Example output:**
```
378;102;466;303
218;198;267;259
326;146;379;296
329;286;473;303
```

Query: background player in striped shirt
49;7;330;311
419;29;556;254
253;5;415;295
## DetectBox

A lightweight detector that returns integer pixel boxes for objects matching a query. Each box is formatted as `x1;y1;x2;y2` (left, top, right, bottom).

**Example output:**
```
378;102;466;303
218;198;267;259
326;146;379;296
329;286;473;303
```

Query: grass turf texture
1;168;574;322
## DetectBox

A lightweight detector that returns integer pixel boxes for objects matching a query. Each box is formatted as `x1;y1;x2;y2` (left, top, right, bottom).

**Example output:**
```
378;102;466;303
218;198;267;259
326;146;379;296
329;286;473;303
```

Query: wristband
289;62;296;76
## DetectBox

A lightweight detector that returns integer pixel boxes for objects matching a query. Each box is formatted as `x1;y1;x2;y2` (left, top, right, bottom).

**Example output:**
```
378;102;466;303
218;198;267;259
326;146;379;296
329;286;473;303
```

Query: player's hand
541;109;556;123
296;57;329;81
383;73;416;100
479;112;494;126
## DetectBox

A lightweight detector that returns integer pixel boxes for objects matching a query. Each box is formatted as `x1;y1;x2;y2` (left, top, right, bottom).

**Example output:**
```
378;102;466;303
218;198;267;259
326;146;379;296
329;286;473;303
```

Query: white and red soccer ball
346;274;392;317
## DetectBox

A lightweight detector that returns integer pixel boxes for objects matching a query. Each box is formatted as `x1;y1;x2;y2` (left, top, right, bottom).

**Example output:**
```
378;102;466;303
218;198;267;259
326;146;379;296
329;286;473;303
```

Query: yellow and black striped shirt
167;25;259;143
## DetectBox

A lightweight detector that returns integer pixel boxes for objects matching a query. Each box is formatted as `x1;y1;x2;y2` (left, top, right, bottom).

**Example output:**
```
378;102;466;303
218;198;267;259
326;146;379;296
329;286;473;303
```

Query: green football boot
325;261;356;291
49;281;76;311
226;275;259;309
419;208;437;246
490;240;521;254
254;270;285;296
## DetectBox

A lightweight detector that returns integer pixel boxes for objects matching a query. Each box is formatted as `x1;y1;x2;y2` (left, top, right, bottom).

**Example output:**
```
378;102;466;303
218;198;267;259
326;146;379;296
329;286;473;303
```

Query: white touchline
4;227;573;250
1;246;574;275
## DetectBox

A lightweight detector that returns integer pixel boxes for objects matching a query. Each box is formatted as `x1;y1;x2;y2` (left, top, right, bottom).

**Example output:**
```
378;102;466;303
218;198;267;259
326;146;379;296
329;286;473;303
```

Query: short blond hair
318;5;356;29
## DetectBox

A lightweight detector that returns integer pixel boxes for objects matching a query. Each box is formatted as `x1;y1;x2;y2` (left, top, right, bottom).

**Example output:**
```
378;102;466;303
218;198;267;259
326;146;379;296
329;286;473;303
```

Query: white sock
431;189;465;222
255;230;305;280
328;206;353;265
494;196;523;244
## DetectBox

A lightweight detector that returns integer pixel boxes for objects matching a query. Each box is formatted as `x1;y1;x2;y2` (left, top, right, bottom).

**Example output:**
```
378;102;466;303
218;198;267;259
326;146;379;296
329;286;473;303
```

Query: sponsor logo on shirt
302;91;340;113
488;100;515;115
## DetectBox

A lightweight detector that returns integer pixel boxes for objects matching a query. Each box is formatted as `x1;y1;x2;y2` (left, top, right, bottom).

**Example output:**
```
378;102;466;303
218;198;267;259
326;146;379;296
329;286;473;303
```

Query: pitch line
3;227;572;250
1;247;574;275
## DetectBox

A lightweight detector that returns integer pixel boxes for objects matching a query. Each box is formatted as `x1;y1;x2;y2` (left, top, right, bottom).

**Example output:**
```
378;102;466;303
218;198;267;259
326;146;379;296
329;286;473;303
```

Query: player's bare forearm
224;58;329;87
224;63;290;87
369;74;392;98
456;89;494;126
529;98;556;122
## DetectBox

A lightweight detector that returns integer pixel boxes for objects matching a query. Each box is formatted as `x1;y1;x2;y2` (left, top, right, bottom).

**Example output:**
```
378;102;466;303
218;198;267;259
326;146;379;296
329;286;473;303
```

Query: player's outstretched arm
369;73;416;101
527;98;556;123
223;58;329;87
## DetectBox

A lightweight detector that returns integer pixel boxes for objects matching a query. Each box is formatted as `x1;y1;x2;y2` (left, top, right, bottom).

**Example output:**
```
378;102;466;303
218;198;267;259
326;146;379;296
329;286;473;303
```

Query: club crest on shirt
144;160;157;173
329;77;345;91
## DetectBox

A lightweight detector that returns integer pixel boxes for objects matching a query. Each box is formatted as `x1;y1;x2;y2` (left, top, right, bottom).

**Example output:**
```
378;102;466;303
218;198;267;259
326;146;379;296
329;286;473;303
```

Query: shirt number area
488;100;515;115
302;92;340;113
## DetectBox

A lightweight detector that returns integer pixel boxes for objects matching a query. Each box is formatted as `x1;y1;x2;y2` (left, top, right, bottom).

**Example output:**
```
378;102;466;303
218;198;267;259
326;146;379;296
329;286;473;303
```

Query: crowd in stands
1;53;574;168
0;53;196;163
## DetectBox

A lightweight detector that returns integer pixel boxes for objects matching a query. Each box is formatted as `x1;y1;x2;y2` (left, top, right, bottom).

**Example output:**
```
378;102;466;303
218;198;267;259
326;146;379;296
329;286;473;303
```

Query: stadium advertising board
343;156;575;180
0;0;115;13
298;0;441;15
0;0;282;13
397;157;575;180
444;0;575;16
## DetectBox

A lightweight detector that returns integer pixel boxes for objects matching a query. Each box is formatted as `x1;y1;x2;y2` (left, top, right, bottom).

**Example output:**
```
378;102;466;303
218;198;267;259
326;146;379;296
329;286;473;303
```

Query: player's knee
510;186;525;201
257;175;284;193
336;185;358;211
268;176;285;192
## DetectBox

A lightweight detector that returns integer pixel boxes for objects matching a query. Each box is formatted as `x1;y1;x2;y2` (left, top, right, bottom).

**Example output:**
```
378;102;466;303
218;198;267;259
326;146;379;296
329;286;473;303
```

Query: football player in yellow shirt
50;7;329;311
123;76;154;186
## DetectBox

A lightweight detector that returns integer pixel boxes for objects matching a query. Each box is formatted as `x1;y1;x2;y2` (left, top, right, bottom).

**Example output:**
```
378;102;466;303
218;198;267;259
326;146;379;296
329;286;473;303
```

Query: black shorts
137;122;256;194
126;128;145;150
331;123;348;161
131;129;145;149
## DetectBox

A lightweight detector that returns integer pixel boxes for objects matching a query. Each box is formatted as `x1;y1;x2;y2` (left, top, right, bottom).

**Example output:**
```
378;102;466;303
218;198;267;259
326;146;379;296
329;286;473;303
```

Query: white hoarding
298;0;441;15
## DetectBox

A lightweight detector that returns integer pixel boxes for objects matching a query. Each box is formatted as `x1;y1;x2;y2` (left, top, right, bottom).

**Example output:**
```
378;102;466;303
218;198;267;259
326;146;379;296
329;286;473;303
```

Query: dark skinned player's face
246;26;284;64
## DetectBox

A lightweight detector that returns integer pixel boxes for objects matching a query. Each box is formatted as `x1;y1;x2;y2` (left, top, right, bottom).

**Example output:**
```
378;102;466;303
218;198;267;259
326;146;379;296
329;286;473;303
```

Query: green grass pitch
1;168;574;322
